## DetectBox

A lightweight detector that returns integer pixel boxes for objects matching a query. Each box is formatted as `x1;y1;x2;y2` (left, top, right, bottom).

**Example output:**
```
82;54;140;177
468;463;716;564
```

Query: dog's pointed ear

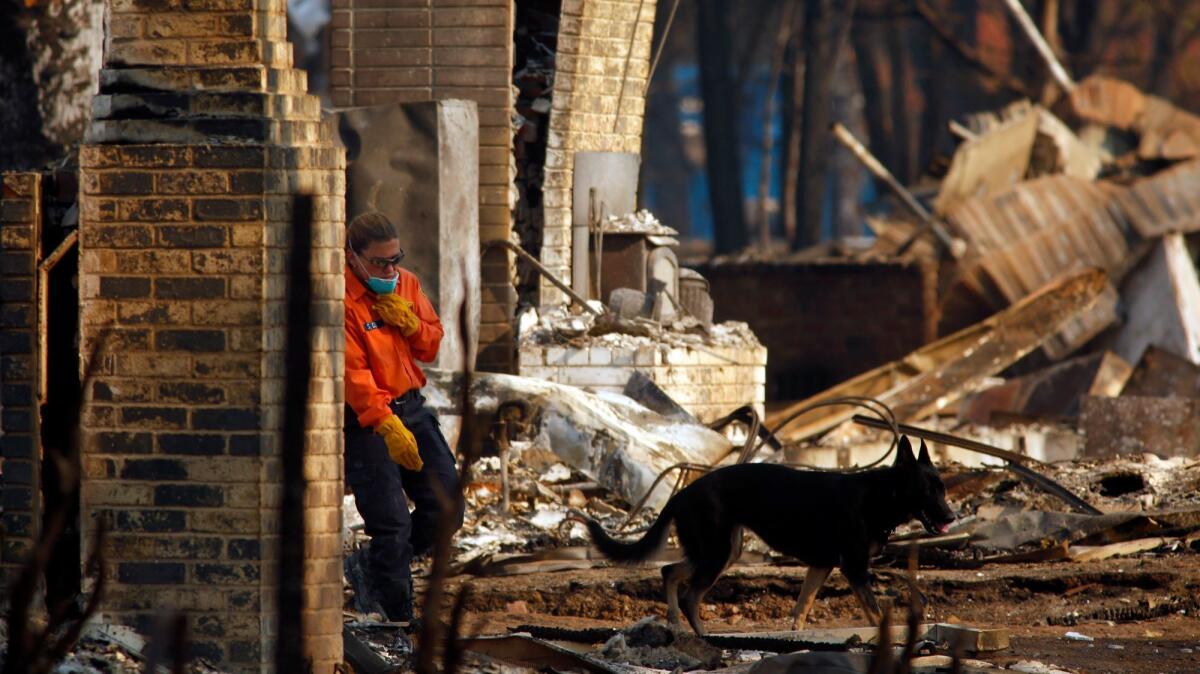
895;436;915;466
918;439;932;466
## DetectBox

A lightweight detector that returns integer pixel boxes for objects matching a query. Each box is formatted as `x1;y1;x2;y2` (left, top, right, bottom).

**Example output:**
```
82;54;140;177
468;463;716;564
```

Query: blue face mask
365;272;399;294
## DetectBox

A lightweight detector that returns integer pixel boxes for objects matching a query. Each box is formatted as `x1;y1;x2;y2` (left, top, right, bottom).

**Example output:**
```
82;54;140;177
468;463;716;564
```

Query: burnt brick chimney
77;0;345;669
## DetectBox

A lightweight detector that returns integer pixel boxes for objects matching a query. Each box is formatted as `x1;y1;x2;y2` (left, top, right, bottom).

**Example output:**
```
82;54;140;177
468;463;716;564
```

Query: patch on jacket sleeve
364;320;382;331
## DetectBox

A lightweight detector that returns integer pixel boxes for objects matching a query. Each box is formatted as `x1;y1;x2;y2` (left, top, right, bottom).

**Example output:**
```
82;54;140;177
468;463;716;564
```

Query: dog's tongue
938;522;952;534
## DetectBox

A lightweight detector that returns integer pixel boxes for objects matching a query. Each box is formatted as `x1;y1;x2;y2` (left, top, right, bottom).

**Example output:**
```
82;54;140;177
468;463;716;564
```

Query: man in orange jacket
343;212;463;623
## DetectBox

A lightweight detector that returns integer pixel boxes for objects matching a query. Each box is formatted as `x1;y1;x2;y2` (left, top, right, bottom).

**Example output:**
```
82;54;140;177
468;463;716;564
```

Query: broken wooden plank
1069;537;1169;562
750;651;999;674
908;655;1006;674
706;624;933;652
461;633;620;674
885;533;972;555
769;269;1110;442
926;623;1010;653
711;622;1008;654
980;541;1071;564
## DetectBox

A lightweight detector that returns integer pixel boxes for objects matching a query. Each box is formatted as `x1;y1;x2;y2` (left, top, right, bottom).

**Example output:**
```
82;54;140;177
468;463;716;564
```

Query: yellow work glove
376;414;423;471
374;294;420;337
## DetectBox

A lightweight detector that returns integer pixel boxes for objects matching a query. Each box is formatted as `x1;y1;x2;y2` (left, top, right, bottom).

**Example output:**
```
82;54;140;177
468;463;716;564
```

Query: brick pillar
541;0;656;305
0;172;42;586
330;0;518;372
78;0;345;670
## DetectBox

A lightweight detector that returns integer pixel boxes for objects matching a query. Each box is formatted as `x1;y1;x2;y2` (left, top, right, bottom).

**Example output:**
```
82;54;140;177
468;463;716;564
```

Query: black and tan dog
575;437;955;635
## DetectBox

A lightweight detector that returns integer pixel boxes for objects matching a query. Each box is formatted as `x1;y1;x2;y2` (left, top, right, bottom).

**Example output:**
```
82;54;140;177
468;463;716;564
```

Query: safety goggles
354;249;406;269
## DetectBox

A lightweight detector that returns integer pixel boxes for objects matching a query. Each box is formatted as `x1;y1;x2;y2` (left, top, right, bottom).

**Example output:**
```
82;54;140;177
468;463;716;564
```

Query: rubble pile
521;304;762;351
0;622;229;674
597;618;724;671
948;454;1200;515
454;452;657;565
600;210;680;237
316;70;1200;674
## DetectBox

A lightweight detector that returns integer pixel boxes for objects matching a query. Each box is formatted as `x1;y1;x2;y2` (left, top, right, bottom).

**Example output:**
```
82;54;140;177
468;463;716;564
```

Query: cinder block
563;347;589;366
560;366;631;388
588;346;612;365
517;347;543;367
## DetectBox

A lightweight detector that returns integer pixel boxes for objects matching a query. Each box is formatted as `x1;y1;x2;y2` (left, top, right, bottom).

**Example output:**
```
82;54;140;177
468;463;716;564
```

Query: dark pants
345;390;463;591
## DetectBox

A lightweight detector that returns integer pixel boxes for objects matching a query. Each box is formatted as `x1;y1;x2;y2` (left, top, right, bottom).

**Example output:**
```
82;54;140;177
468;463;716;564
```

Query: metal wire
614;462;712;533
645;0;682;89
769;396;903;472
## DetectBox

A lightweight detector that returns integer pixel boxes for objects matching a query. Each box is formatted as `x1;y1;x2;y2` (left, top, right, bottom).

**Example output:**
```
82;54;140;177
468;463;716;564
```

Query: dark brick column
0;172;42;586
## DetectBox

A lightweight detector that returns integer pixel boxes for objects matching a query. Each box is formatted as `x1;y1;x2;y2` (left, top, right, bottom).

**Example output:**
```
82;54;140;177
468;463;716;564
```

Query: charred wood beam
830;122;958;256
696;0;748;254
794;0;856;249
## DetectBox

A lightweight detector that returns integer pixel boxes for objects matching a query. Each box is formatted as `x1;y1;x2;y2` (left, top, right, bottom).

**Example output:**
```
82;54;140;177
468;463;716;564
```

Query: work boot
378;577;415;624
343;548;386;617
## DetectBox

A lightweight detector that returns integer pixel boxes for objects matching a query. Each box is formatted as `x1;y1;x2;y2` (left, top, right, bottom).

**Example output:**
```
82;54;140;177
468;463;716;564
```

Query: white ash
523;305;762;350
601;209;679;236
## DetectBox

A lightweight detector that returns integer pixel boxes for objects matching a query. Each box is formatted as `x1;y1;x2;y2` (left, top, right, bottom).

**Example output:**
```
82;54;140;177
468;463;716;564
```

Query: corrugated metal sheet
1113;159;1200;237
946;176;1132;305
945;176;1129;359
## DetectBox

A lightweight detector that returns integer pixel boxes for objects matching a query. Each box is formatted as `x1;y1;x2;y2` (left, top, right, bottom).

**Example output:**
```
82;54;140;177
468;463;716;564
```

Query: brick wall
540;0;656;305
518;342;766;423
79;150;346;670
330;0;518;372
103;0;291;67
0;172;42;585
696;259;939;401
78;0;345;669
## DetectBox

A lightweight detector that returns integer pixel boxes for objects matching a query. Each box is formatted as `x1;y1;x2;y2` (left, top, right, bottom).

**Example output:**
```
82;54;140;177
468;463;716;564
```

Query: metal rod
646;0;682;89
611;0;649;135
37;231;78;402
852;415;1041;465
1001;0;1075;92
948;120;976;141
483;239;604;316
1007;460;1102;516
829;123;958;255
38;229;78;272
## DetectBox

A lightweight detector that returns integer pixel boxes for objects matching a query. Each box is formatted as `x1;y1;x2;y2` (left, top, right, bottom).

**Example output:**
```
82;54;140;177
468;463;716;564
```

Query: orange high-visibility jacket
344;265;444;430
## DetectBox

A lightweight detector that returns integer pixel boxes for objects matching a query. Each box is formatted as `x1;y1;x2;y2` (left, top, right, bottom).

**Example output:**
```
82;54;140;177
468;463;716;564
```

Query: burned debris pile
329;75;1200;673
